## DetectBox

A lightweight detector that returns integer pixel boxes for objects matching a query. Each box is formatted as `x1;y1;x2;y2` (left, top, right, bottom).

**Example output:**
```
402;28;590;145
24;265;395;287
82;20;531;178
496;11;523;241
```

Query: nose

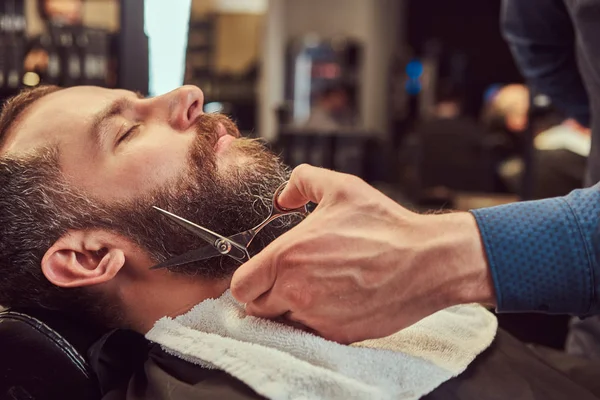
164;85;205;131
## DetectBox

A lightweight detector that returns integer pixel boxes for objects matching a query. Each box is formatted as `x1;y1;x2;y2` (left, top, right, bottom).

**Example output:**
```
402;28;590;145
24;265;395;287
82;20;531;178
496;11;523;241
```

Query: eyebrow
90;91;145;148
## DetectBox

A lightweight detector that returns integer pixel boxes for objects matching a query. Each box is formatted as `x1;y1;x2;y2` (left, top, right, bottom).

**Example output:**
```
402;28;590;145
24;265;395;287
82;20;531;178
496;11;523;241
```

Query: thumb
230;242;278;303
278;164;343;209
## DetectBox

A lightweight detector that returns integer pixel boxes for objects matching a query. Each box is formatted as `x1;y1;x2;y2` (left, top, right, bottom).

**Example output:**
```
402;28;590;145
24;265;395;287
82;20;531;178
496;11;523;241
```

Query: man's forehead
3;86;131;153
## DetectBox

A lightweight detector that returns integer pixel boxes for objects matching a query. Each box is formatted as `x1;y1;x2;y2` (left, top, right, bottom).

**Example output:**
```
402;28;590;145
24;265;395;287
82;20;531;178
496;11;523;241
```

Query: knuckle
283;283;313;309
230;281;242;299
332;174;363;200
332;185;352;203
293;163;312;178
230;279;247;301
266;233;318;311
272;235;307;270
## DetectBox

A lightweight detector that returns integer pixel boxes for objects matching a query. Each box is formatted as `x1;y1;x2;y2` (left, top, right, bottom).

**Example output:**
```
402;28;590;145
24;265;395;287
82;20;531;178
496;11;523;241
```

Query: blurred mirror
38;0;83;25
185;0;267;133
20;0;116;89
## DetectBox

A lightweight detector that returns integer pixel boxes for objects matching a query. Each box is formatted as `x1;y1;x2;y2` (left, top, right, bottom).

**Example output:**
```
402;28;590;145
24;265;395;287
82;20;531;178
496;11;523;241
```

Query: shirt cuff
470;197;593;315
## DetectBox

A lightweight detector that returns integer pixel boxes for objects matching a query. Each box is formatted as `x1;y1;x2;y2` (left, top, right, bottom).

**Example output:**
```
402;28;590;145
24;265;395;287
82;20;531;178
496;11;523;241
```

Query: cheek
63;132;193;201
110;137;191;195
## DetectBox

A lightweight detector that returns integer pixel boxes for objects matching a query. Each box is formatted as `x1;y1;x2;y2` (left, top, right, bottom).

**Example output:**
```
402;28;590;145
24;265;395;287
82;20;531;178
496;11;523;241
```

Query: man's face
1;85;291;277
494;85;530;132
4;85;227;201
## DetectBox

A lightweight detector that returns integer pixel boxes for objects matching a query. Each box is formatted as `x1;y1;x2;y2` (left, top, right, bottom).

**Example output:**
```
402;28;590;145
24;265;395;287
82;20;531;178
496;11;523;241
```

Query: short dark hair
0;85;61;147
0;86;117;327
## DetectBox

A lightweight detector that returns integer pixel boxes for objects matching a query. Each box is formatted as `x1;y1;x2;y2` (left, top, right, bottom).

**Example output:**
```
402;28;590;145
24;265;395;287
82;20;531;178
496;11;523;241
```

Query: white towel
146;291;497;400
534;124;591;157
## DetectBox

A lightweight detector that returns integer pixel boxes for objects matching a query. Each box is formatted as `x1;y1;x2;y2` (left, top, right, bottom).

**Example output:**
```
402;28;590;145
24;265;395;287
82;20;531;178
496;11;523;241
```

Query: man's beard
0;112;295;327
106;113;295;278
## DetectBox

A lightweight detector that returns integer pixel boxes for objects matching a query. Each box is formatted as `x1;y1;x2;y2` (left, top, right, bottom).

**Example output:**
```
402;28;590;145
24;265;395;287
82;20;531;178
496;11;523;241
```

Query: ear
41;230;126;288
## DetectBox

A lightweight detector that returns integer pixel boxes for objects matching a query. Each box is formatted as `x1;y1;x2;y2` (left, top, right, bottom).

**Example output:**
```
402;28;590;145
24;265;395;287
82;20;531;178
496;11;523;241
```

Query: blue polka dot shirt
470;185;600;315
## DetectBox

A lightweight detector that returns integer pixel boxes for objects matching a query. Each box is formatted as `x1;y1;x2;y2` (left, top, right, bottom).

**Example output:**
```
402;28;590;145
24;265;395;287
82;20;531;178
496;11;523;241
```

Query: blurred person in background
410;81;500;193
299;83;355;132
482;83;590;199
482;84;530;138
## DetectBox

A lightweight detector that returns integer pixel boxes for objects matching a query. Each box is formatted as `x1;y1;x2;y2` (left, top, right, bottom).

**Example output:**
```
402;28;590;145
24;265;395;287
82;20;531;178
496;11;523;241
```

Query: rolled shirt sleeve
470;184;600;316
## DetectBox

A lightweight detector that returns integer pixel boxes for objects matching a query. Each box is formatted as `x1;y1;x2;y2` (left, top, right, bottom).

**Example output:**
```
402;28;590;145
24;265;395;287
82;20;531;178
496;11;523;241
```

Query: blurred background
1;0;589;350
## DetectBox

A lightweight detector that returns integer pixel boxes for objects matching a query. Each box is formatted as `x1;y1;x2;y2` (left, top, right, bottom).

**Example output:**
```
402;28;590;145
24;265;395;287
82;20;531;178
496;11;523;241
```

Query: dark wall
118;0;149;95
406;0;523;115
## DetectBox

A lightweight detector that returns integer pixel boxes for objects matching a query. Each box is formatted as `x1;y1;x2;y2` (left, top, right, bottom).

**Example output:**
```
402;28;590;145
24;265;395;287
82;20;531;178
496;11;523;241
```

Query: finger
283;313;350;343
278;164;346;209
245;290;290;319
230;243;278;303
281;311;317;334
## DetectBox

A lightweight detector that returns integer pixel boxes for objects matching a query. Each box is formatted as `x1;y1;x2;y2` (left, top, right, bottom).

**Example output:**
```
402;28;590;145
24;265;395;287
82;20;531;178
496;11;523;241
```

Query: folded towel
146;291;497;400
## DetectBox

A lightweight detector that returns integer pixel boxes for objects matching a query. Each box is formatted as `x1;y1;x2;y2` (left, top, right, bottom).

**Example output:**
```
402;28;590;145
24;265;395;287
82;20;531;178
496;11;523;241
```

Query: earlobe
42;231;126;288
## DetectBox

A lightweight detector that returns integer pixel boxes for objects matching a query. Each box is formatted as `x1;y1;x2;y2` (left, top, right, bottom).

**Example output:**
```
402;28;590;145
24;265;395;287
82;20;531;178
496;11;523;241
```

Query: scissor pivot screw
216;239;232;254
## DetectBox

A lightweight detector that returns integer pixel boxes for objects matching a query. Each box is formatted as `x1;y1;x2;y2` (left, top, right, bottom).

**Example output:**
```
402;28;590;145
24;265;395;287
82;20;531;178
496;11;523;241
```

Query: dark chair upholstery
0;309;104;400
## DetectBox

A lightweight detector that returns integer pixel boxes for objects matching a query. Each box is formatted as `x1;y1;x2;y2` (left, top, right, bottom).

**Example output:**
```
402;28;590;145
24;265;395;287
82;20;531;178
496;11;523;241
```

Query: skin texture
232;165;496;344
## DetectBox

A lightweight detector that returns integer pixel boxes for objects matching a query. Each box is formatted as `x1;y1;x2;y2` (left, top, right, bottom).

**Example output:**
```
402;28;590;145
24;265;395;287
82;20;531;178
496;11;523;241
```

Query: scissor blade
153;206;228;245
149;244;223;270
227;230;257;248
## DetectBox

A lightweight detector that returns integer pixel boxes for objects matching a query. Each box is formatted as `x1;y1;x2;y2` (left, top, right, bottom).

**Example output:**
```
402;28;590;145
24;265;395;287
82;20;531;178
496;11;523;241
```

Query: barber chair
0;309;114;400
0;309;102;399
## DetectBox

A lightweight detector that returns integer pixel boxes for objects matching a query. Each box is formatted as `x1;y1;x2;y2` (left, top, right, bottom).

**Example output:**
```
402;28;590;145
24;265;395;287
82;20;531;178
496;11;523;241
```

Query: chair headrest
0;309;103;400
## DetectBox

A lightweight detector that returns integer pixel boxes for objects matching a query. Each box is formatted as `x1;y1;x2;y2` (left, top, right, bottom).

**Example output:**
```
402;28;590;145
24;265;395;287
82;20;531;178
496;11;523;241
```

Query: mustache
80;110;294;279
181;112;242;179
195;113;241;147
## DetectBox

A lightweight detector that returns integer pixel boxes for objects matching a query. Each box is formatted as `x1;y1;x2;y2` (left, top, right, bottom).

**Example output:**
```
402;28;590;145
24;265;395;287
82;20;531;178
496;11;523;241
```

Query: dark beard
0;112;294;327
107;113;295;278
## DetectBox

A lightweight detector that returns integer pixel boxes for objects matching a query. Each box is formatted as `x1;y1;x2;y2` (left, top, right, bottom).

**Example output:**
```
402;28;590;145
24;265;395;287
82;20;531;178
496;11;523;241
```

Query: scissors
149;181;311;270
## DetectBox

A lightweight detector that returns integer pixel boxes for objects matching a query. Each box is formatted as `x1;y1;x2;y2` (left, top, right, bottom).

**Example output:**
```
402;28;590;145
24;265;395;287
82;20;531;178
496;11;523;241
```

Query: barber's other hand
231;165;494;344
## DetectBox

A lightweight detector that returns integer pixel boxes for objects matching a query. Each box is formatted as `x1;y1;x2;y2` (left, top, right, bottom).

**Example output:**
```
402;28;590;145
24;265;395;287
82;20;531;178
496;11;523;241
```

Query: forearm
232;164;600;343
421;213;495;309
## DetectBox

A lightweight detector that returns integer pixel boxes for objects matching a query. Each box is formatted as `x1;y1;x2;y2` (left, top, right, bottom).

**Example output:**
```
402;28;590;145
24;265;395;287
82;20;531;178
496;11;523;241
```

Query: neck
121;273;231;334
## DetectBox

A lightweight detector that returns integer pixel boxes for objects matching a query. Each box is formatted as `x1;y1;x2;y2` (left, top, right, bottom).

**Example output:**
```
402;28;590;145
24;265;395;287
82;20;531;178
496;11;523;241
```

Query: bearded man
1;85;600;400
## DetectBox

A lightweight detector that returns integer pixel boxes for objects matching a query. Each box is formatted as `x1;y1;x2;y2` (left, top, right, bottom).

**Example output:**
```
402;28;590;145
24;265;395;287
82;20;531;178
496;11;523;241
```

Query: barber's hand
564;118;591;136
231;165;494;344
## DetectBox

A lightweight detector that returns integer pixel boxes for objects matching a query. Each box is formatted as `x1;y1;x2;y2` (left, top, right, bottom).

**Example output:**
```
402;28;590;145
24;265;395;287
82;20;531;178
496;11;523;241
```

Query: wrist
423;212;496;308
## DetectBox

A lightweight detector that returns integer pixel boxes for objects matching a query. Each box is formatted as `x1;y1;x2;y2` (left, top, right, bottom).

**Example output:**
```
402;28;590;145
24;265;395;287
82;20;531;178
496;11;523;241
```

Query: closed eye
117;124;140;145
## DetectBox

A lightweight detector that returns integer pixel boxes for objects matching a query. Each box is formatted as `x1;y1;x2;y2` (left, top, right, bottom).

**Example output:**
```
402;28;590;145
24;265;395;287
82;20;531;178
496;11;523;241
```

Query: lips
216;122;228;139
215;134;235;154
194;113;239;153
